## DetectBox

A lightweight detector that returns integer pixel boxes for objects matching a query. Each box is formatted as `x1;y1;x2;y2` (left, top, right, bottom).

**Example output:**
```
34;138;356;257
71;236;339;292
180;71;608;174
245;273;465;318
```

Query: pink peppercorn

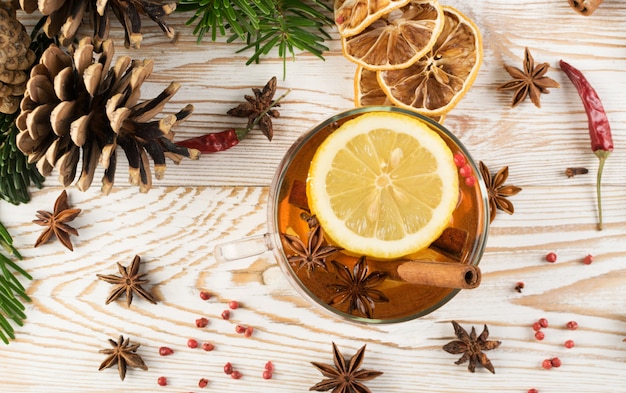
229;300;239;309
566;321;579;330
550;357;561;368
202;342;215;351
265;361;274;372
198;378;209;388
224;362;233;375
541;359;552;369
157;376;167;386
464;176;477;187
231;370;242;379
528;389;539;393
262;370;273;380
159;346;174;356
538;318;549;328
564;339;575;348
545;252;557;263
221;309;231;320
459;164;472;178
235;324;247;334
532;322;542;332
244;326;254;337
534;331;545;341
199;291;211;300
196;317;209;328
187;338;198;349
453;153;466;167
583;254;594;265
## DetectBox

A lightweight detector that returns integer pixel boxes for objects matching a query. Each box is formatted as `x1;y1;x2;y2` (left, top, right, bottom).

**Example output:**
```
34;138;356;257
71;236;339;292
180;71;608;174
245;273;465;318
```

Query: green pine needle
0;222;31;344
177;0;334;76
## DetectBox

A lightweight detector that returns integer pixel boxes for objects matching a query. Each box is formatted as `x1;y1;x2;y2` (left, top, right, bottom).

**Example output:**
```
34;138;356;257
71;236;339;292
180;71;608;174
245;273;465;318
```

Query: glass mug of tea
215;106;490;323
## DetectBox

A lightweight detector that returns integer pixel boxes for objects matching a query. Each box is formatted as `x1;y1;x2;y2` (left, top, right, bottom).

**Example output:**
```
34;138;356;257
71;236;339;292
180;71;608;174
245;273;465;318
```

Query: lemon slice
377;6;483;116
307;111;458;259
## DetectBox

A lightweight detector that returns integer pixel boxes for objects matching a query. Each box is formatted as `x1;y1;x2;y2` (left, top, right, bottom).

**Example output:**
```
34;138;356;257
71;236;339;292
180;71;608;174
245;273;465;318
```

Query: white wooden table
2;1;626;392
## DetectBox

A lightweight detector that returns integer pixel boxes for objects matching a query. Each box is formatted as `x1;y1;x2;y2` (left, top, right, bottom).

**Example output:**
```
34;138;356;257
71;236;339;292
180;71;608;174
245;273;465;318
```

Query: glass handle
214;233;274;262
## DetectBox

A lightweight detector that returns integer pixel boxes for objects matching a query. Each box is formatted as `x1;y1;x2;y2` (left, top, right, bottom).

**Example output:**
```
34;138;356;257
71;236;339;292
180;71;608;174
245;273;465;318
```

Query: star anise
96;255;158;307
479;161;522;223
227;76;280;140
498;47;560;108
98;335;148;380
310;342;383;393
328;257;388;319
282;224;342;276
33;190;81;251
443;321;501;374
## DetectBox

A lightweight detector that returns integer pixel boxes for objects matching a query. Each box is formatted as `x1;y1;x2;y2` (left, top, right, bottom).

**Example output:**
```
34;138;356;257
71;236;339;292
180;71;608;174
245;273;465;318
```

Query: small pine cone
0;1;36;114
18;0;177;50
15;38;199;194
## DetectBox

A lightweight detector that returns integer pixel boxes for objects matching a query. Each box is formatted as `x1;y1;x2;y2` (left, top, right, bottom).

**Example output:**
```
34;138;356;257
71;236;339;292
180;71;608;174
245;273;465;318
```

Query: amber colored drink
270;107;488;323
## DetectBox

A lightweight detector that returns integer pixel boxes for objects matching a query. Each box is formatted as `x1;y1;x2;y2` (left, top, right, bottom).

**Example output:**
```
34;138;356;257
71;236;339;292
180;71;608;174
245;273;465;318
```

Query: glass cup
215;106;490;323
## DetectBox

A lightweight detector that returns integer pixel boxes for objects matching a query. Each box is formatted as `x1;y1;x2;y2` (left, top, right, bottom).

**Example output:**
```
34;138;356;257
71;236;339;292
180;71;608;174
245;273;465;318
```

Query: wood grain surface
2;1;626;392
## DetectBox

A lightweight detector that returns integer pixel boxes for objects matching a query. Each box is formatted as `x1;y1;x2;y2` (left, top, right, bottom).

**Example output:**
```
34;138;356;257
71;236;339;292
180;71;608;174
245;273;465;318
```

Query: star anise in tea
479;161;522;223
328;257;388;319
498;47;560;108
33;190;81;251
99;335;148;381
443;321;501;374
282;224;342;276
310;342;383;393
227;76;280;141
97;255;157;307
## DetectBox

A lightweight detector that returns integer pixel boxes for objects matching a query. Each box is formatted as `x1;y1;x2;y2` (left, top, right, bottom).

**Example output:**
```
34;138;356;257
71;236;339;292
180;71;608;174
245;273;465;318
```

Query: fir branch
0;221;31;344
0;114;45;205
177;0;333;74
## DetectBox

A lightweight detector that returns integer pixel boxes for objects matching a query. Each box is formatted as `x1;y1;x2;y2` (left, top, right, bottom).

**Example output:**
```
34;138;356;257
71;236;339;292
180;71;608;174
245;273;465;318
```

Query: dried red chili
175;89;289;153
176;128;246;153
560;60;613;230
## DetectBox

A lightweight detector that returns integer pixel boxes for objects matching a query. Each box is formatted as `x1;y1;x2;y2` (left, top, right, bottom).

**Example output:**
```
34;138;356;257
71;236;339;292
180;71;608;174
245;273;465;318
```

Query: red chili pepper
559;60;613;230
175;89;290;153
175;128;249;153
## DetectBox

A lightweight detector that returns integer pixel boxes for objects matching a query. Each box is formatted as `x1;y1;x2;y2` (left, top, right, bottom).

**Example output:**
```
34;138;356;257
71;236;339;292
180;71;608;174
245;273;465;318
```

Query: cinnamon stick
429;227;468;261
392;260;481;289
568;0;604;16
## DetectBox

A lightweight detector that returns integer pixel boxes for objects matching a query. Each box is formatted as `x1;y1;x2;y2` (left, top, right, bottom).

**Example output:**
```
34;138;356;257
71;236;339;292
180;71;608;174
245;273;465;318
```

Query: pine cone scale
16;38;198;193
0;2;35;114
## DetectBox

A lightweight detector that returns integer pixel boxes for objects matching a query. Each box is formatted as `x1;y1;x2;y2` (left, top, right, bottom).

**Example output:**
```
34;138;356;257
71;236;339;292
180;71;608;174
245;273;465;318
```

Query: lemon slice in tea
307;111;458;259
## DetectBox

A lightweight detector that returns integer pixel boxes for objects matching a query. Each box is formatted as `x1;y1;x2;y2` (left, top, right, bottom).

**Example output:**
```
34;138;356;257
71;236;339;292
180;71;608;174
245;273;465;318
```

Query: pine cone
15;37;199;194
18;0;176;49
0;1;36;114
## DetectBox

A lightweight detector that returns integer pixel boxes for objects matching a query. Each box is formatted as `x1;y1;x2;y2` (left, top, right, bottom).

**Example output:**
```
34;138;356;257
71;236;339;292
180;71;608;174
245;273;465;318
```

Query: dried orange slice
334;0;410;38
341;0;444;71
354;66;445;123
377;6;483;116
354;66;394;106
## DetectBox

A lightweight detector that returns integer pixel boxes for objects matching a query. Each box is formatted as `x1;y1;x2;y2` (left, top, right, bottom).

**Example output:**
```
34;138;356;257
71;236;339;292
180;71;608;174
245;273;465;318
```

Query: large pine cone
0;1;36;114
18;0;176;49
15;37;199;194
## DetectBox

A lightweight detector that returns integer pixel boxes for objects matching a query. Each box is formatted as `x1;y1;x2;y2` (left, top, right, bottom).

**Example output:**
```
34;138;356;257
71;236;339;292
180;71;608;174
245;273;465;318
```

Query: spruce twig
0;221;31;344
177;0;333;76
